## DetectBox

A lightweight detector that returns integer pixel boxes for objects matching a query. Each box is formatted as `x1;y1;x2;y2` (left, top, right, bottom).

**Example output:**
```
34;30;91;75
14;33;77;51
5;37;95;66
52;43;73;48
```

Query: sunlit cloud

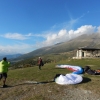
97;26;100;33
69;25;96;38
0;33;33;40
41;29;68;46
0;43;34;55
36;25;97;48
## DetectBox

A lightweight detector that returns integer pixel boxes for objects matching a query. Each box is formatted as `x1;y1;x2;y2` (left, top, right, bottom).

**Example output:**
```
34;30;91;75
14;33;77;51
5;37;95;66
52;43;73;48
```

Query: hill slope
13;33;100;60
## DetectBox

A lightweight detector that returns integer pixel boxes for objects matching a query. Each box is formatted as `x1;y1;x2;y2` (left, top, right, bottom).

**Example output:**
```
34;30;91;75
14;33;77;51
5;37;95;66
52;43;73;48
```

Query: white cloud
0;43;34;55
40;13;84;46
69;25;96;38
37;25;97;48
40;29;69;47
97;26;100;33
0;33;33;40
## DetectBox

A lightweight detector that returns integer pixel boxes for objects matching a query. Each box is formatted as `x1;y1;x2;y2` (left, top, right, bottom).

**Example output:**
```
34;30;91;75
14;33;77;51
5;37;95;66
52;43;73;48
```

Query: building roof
78;47;100;51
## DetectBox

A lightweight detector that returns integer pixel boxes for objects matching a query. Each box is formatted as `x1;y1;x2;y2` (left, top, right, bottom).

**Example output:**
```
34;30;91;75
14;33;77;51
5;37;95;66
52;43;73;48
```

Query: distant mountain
11;33;100;61
0;54;22;60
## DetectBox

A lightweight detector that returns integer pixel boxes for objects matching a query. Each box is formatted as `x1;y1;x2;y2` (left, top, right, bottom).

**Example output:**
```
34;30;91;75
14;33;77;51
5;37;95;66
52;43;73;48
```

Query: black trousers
39;65;42;70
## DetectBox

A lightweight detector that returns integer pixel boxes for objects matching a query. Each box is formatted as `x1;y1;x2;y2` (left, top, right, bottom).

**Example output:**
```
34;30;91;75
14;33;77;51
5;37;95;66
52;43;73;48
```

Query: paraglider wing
56;64;84;74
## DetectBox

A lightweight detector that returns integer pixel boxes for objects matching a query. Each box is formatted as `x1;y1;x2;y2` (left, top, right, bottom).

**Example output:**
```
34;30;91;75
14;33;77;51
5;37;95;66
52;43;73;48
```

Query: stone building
73;47;100;59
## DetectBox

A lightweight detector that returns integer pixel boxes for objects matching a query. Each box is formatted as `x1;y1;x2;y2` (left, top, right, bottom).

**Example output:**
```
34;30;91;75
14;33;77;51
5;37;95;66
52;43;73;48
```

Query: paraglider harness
84;66;100;75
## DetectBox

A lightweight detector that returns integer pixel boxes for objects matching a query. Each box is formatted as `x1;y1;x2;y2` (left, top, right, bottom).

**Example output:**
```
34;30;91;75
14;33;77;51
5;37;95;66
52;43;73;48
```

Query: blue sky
0;0;100;55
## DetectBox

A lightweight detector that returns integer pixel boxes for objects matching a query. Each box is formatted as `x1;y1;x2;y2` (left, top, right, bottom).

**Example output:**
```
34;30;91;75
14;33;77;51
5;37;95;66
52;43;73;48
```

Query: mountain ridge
9;33;100;61
0;54;22;60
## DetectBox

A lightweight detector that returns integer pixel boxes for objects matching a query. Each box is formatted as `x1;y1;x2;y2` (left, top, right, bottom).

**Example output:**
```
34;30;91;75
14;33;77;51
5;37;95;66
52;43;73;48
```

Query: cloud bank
0;25;100;55
41;25;98;47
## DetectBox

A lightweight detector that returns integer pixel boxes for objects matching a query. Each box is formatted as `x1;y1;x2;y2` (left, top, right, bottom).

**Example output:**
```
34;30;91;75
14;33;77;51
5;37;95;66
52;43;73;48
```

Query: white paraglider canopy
55;73;83;85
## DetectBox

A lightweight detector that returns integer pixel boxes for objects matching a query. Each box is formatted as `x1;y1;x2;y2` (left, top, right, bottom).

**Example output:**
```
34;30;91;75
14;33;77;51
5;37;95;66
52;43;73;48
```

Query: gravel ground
0;82;100;100
43;87;100;100
62;88;100;100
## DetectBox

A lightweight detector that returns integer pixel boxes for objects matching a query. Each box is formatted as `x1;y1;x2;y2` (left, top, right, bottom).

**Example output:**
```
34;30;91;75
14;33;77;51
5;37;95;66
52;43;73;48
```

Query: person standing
38;57;44;70
0;57;10;88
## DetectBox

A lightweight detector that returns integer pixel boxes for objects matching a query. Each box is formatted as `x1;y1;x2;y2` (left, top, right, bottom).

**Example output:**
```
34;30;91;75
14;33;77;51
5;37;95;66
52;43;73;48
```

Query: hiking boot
3;85;8;88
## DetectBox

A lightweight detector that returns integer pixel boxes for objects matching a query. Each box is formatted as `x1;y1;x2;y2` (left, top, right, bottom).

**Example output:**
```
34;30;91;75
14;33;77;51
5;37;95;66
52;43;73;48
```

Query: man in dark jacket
38;57;44;70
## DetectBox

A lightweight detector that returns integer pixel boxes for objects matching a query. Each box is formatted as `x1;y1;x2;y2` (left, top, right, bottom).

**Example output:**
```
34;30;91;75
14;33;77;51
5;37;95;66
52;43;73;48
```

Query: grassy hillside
0;58;100;100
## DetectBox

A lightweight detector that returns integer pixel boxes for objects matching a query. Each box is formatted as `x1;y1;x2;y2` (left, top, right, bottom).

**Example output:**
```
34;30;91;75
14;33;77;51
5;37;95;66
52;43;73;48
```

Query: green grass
0;58;100;100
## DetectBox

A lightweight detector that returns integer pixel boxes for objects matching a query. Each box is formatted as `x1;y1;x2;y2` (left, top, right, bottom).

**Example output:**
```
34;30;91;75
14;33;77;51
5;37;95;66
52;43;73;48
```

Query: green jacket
0;60;10;73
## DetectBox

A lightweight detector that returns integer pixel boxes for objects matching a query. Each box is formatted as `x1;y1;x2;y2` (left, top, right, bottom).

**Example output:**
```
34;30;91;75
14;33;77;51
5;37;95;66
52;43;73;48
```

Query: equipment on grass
55;73;83;85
